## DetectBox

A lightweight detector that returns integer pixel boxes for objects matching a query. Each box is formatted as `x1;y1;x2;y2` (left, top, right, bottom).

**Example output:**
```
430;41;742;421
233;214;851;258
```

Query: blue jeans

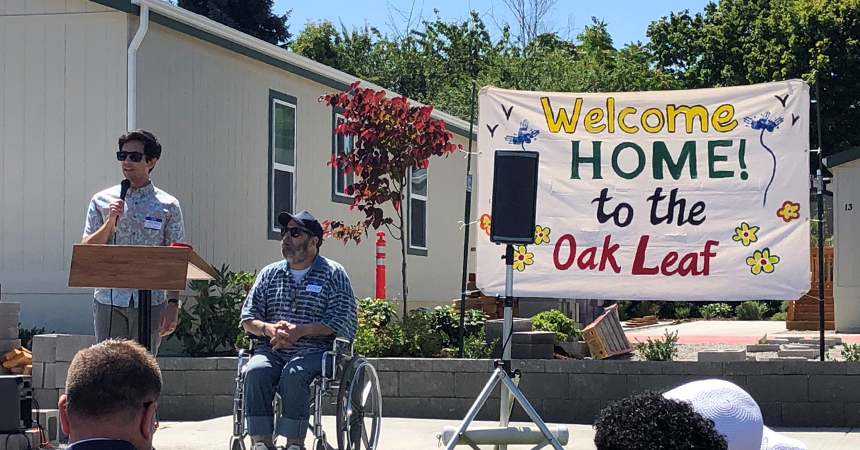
243;350;323;440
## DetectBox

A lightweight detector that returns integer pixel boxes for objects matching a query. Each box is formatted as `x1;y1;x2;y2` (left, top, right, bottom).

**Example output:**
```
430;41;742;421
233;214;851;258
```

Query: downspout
128;0;150;130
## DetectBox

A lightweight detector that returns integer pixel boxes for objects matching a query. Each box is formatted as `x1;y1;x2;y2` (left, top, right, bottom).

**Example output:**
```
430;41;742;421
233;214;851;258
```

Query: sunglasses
281;226;311;238
116;151;147;162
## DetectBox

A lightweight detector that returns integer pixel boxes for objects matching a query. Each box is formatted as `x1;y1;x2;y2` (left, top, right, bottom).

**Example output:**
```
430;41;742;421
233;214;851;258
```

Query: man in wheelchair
239;211;358;450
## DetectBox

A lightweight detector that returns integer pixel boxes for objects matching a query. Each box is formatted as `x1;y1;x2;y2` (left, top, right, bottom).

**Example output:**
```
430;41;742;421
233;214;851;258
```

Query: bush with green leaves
634;329;679;361
18;325;48;350
632;301;661;318
353;299;488;358
172;264;256;356
531;309;582;343
673;302;692;320
735;301;769;321
430;305;486;349
771;301;789;321
700;302;733;319
842;343;860;361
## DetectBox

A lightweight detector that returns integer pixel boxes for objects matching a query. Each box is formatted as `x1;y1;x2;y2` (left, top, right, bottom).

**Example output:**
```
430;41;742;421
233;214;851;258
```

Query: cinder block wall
152;357;860;427
30;334;96;409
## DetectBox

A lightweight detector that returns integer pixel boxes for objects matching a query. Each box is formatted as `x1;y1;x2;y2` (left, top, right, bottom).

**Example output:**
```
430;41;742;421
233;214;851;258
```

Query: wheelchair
229;335;382;450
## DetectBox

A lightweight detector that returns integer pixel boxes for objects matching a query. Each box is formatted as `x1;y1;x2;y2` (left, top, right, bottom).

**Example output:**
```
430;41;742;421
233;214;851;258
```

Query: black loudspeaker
490;150;540;244
0;375;32;433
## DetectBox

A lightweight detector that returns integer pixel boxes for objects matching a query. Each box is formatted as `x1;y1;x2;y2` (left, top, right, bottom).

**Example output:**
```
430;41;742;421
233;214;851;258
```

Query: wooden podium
68;245;216;351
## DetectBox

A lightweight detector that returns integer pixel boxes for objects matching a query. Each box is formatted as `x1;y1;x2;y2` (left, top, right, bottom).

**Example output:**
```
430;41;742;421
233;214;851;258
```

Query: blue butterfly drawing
505;120;540;150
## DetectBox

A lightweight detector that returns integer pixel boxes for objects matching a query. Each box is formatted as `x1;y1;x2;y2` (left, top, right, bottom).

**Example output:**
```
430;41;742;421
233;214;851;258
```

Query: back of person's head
65;338;162;421
594;391;729;450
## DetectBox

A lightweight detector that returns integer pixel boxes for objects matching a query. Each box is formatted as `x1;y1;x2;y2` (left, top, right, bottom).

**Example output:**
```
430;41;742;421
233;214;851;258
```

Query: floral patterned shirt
240;256;358;358
83;182;185;307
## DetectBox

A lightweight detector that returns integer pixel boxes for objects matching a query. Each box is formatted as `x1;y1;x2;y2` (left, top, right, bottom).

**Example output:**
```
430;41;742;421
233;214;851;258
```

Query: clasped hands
265;320;304;350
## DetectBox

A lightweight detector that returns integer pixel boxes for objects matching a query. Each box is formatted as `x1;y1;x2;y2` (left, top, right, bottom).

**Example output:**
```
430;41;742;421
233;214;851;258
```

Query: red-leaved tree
320;81;462;317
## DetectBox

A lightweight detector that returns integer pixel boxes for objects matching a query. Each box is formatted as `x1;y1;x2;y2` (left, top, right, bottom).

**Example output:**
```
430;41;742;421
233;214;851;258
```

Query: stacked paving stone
698;336;845;361
485;318;558;359
31;334;96;410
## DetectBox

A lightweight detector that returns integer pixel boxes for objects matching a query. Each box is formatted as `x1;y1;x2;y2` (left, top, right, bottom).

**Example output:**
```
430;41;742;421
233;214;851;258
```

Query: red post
375;231;386;300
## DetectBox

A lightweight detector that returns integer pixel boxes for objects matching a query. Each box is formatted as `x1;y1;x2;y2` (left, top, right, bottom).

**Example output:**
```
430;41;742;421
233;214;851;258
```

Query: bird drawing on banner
505;119;540;150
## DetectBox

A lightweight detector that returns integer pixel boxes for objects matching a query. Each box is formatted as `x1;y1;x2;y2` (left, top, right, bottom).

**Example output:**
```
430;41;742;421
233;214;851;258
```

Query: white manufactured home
0;0;477;334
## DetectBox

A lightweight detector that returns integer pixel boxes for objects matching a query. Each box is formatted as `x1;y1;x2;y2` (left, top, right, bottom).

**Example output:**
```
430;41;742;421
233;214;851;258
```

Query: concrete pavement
624;320;860;344
153;415;860;450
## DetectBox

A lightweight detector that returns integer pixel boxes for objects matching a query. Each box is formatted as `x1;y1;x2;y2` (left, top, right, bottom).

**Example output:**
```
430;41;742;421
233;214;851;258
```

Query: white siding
832;162;860;331
833;163;860;287
0;4;127;333
135;20;476;309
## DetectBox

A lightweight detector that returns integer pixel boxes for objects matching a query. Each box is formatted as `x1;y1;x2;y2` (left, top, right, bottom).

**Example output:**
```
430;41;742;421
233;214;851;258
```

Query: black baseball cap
277;210;324;243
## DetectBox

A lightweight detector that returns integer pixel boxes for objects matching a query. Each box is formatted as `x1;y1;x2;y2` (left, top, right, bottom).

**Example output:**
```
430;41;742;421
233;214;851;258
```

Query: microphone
114;179;131;232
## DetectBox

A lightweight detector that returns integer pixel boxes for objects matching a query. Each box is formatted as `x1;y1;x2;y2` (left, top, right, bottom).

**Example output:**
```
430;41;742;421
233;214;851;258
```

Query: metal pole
457;79;477;358
815;73;826;361
500;244;515;448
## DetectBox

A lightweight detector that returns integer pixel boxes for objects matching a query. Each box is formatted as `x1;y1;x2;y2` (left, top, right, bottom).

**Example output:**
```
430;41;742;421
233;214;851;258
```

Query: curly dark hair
593;391;728;450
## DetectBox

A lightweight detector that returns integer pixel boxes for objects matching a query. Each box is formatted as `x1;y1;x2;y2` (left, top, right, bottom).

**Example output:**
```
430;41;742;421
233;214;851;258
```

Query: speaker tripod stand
441;245;566;450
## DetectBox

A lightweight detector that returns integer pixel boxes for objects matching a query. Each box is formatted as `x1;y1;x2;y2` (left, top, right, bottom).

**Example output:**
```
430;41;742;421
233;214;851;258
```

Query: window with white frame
408;167;428;253
332;113;355;203
268;91;297;239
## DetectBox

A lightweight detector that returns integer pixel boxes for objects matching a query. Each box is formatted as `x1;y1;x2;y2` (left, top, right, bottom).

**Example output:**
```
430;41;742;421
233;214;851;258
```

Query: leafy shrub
735;301;769;321
353;299;488;358
634;329;679;361
18;325;48;351
700;302;733;319
458;329;495;359
632;301;661;318
532;309;582;343
430;305;486;349
771;301;789;321
173;264;256;356
842;343;860;361
400;309;445;357
673;302;692;320
614;301;632;321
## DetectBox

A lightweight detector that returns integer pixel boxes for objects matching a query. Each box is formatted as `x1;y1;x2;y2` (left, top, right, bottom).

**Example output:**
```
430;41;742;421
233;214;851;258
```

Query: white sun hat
663;379;806;450
760;426;807;450
664;379;763;450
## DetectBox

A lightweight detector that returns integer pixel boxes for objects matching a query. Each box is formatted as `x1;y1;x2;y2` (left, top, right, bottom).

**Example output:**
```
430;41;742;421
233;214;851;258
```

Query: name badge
144;217;163;230
306;283;322;293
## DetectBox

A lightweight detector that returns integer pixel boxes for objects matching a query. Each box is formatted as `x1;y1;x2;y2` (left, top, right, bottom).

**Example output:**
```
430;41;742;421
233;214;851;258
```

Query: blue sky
273;0;712;47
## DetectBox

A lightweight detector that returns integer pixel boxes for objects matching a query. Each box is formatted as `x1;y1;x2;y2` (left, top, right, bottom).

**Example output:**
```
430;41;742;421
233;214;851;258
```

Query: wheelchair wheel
336;356;382;450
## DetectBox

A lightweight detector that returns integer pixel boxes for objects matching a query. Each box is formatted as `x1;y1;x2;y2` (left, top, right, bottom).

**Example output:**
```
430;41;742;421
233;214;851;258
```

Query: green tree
178;0;291;47
647;0;860;156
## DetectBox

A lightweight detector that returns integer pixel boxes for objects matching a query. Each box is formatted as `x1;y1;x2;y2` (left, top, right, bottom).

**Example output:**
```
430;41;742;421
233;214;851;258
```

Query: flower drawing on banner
743;111;785;207
534;225;551;245
513;246;534;272
746;248;780;275
504;119;540;150
776;201;801;223
732;222;759;246
479;214;492;236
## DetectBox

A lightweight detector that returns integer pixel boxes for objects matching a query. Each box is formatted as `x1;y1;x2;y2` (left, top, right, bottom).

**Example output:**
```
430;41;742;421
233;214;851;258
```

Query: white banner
476;81;811;301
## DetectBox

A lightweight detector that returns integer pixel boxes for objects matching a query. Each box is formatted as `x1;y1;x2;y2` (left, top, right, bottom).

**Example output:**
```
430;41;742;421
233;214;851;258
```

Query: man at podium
81;130;186;356
239;210;358;450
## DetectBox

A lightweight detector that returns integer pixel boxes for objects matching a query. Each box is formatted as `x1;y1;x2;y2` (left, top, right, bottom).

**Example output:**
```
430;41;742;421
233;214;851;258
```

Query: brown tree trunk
399;200;408;319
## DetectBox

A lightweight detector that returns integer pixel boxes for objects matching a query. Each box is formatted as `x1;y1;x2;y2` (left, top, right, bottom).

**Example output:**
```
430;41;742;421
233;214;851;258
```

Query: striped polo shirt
240;255;358;358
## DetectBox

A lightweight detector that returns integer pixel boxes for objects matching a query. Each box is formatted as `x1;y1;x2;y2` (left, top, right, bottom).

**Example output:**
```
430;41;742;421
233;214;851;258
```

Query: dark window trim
268;89;298;240
406;168;428;257
331;106;353;205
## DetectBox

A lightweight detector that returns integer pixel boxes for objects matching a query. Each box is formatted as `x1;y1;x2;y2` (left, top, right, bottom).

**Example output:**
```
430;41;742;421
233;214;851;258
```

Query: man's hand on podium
159;302;179;336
